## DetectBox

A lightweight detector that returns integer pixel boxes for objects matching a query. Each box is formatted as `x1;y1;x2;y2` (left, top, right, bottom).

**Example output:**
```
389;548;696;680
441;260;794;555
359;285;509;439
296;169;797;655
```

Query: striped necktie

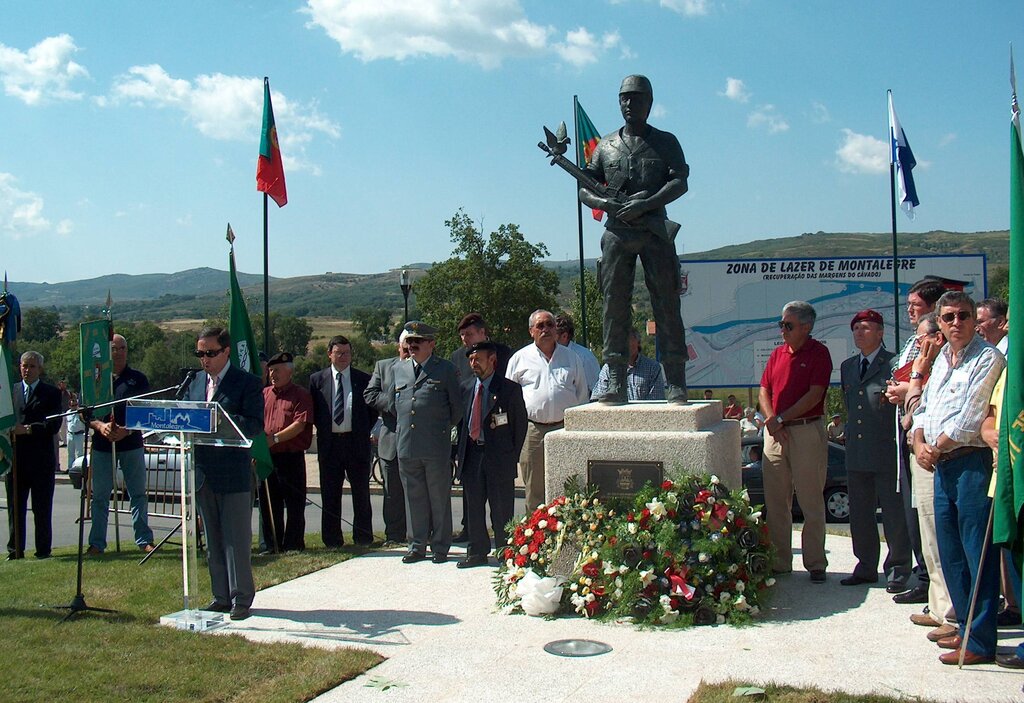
333;371;346;425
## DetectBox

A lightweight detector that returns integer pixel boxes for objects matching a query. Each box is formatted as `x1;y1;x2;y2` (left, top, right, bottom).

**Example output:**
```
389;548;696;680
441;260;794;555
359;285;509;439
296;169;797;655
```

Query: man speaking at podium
184;326;264;620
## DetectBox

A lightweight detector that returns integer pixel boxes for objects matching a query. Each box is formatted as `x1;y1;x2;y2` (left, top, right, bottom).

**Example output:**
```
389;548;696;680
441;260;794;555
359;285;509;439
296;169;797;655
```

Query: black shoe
203;600;231;613
452;530;469;544
402;551;427;564
457;555;489;569
996;653;1024;669
998;608;1023;627
885;580;908;594
229;605;251;620
6;552;23;561
840;575;877;586
432;553;448;564
810;570;826;584
893;585;928;604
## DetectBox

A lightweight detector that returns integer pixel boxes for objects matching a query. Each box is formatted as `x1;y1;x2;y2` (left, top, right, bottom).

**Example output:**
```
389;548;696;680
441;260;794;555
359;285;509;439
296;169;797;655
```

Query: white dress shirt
506;343;590;423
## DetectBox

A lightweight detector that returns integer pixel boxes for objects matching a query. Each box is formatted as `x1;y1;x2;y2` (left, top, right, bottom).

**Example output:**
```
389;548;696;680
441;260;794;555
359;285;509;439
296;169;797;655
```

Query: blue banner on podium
125;402;215;433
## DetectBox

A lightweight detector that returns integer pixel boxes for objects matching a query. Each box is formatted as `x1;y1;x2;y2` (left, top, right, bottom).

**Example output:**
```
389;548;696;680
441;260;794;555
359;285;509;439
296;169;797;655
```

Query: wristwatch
774;415;785;426
909;371;925;380
272;434;279;445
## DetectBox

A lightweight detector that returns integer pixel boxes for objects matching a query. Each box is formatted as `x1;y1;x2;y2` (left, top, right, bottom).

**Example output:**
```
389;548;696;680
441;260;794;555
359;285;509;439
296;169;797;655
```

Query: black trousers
5;462;55;558
380;454;408;542
318;434;373;546
461;443;515;559
259;451;307;551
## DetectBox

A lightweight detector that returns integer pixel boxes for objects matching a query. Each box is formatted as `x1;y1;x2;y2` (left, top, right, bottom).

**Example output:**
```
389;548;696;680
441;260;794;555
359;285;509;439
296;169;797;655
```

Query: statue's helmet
619;74;653;96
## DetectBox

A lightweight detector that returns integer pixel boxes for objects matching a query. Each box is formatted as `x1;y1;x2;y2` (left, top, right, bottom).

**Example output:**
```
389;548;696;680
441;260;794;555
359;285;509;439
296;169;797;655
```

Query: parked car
70;430;184;497
740;435;850;523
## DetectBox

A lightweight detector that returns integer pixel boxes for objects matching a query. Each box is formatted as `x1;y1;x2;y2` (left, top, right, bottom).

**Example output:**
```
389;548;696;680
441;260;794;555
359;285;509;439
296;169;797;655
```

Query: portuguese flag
575;101;604;222
256;78;288;208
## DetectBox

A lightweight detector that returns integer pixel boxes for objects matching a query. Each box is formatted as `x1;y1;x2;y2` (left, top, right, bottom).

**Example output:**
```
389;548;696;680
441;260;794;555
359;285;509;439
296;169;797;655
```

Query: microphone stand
49;379;192;621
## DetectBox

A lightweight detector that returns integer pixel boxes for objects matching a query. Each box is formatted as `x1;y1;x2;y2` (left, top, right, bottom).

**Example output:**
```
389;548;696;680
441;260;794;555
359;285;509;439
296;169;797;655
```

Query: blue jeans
88;447;153;550
933;449;1000;657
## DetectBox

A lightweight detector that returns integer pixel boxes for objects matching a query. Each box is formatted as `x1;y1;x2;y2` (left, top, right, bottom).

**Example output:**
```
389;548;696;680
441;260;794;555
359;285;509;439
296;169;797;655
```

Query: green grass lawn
0;539;382;703
688;680;941;703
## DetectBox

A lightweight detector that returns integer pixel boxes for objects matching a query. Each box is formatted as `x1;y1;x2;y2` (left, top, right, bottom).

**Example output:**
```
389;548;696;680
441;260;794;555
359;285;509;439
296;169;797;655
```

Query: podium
125;399;252;631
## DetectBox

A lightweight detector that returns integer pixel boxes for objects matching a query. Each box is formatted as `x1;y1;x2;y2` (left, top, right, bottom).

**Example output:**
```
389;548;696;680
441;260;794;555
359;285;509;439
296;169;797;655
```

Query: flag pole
263;191;270;355
573;95;588;349
888;89;901;351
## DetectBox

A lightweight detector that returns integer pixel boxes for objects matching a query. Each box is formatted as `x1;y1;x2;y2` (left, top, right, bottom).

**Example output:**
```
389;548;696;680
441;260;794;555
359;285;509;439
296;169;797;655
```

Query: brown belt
529;419;564;427
938;445;987;463
782;416;822;427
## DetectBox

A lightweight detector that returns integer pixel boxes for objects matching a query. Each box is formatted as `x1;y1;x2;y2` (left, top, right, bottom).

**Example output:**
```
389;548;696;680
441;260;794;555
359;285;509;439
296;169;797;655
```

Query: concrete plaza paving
215;529;1024;702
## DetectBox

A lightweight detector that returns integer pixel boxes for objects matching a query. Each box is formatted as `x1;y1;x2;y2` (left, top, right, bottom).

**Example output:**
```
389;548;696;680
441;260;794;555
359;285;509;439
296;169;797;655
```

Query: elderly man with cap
390;321;463;564
455;341;527;568
839;310;912;591
579;74;690;405
261;352;313;552
826;413;845;443
309;335;379;547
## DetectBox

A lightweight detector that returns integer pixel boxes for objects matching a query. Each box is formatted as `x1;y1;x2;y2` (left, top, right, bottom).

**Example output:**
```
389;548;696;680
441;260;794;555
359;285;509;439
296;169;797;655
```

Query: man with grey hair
758;301;833;582
506;309;590;510
7;350;62;559
579;74;690;405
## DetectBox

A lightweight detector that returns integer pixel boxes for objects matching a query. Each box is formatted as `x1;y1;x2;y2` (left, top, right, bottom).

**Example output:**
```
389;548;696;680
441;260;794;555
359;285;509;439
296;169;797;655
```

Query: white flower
628;522;638;535
765;577;776;587
719;591;731;603
711;475;720;484
727;510;735;520
728;564;738;574
537;520;548;530
614;576;623;588
707;496;716;504
548;506;558;515
519;545;529;556
530;553;538;560
640;569;655;586
716;614;726;624
750;605;760;616
666;491;678;504
524;528;534;538
618;565;629;575
735;581;745;593
585;593;595;602
733;595;750;610
646;498;667;519
614;589;623;599
555;521;563;531
698;552;710;563
750;511;762;523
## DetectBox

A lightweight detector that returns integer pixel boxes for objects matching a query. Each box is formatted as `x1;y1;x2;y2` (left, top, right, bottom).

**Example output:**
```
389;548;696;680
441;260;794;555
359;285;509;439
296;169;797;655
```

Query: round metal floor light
543;639;613;657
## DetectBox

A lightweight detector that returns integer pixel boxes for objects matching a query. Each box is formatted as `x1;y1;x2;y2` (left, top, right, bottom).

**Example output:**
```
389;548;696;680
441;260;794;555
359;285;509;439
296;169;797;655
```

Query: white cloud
0;34;89;105
110;66;340;174
836;128;888;174
0;173;51;238
650;103;667;120
660;0;710;16
811;101;830;123
304;0;620;68
747;104;789;134
720;77;750;103
939;132;956;147
56;219;73;236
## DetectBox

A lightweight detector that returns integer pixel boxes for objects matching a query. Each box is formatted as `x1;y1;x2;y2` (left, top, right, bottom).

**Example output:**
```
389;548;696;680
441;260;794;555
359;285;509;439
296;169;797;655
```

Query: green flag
0;343;16;476
994;54;1024;569
79;319;113;408
227;235;273;480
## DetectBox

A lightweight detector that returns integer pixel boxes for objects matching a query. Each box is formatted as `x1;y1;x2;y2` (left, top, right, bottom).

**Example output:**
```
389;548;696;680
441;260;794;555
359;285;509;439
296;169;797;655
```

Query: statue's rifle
537;123;680;242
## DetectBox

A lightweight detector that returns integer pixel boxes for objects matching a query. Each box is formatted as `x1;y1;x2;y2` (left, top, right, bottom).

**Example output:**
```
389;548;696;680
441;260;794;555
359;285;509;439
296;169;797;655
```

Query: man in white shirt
506;310;591;510
554;313;600;393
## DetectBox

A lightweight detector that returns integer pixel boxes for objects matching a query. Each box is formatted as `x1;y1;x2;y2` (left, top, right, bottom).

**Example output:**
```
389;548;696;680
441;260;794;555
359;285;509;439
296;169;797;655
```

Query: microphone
175;368;199;400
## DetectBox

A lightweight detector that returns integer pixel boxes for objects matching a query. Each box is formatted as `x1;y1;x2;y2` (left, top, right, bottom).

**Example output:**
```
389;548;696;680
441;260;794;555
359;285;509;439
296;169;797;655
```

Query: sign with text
588;459;664;500
678;254;986;387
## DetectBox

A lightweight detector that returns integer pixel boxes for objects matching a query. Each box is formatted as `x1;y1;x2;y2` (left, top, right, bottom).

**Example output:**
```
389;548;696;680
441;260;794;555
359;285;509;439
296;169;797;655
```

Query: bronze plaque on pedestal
587;460;664;500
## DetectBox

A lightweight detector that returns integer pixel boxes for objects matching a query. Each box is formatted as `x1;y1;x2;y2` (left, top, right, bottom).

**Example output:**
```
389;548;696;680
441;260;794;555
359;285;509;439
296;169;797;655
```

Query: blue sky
2;1;1022;284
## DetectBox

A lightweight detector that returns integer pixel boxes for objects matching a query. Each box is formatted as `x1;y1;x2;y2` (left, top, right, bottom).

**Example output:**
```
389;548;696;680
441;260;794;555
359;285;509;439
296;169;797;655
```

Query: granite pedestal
544;401;741;502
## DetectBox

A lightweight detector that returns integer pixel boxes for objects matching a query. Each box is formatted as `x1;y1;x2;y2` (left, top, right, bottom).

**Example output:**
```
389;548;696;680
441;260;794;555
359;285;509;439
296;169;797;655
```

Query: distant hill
10;230;1008;321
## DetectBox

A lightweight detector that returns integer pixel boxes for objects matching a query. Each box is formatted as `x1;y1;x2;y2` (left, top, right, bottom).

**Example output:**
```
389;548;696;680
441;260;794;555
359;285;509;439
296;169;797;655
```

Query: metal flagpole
104;293;122;552
573;95;588;349
888;90;901;352
263;193;271;354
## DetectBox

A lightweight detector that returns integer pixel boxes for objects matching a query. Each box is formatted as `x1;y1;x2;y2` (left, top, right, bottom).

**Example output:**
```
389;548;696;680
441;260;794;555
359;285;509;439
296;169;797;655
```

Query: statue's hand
615;197;649;223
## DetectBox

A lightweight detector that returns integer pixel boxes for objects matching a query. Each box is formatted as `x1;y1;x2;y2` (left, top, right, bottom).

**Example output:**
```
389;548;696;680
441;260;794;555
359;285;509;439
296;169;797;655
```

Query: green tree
352;307;393;343
989;264;1009;301
568;269;602;356
415;210;560;357
274;315;313;355
140;342;180;389
21;307;63;343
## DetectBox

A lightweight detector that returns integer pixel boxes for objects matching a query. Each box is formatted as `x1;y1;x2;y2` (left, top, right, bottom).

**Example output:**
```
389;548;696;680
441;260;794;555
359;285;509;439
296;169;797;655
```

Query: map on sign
678;254;987;387
125;404;215;433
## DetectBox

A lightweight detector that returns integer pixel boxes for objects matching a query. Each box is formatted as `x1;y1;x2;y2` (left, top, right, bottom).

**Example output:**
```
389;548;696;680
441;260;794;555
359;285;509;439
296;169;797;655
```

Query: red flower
609;536;618;546
661;480;674;490
666;509;676;519
735;517;747;528
592;585;606;597
528;543;539;554
627;512;635;521
641;508;651;519
582;561;601;578
585;600;600;617
515;555;527;567
503;548;514;560
712;502;729;521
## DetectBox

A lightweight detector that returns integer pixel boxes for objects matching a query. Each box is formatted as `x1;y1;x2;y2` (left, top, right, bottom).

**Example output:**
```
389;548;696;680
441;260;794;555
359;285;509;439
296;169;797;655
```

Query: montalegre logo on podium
80;320;112;407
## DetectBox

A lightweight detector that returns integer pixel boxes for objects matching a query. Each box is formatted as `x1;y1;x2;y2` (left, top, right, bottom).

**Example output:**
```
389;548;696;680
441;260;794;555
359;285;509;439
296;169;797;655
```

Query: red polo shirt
263;382;314;453
760;337;833;419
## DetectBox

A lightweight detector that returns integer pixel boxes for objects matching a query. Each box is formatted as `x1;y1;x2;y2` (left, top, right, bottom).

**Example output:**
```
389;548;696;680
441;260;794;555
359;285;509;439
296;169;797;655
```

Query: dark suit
391;355;462;557
840;348;912;584
364;357;407;542
455;374;527;559
309;365;378;546
185;365;264;609
449;342;512;382
7;379;62;558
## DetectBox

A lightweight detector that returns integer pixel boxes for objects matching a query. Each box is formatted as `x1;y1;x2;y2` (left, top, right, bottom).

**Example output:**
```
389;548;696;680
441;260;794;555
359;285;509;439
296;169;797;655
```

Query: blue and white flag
888;91;920;219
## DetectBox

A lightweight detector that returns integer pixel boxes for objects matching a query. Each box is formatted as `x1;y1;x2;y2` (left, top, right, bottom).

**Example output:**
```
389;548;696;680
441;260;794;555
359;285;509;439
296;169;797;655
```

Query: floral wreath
494;472;775;626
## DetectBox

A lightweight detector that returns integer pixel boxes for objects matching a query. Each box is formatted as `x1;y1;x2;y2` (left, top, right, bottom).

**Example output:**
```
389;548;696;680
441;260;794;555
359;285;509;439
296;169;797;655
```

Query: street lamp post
400;269;412;323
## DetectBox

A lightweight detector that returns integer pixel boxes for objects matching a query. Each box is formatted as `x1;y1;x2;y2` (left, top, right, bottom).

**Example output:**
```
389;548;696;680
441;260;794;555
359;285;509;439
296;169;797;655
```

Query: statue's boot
664;361;688;405
595;364;628;405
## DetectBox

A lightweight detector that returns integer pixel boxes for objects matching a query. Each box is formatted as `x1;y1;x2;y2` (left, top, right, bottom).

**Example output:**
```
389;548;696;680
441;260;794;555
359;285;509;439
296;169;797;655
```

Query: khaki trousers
519;421;562;512
911;453;956;624
763;422;828;573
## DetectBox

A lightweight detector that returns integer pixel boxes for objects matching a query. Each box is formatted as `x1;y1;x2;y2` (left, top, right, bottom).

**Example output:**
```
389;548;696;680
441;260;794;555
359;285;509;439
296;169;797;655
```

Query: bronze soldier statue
578;75;690;404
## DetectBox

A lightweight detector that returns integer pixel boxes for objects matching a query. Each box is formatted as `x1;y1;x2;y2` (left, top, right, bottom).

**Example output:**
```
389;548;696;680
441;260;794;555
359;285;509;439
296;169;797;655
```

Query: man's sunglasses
193;348;226;358
940;311;972;323
777;321;795;331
